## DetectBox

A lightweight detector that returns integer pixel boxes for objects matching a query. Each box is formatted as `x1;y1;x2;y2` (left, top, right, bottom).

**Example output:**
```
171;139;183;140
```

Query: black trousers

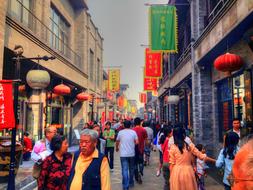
105;147;114;169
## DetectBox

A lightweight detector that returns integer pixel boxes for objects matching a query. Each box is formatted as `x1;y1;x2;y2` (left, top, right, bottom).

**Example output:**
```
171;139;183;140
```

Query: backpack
32;139;45;179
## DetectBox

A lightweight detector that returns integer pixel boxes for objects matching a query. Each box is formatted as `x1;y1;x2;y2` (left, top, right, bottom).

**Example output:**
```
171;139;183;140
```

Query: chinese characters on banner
244;71;252;121
108;69;120;92
143;77;158;91
0;80;15;130
149;6;178;52
145;48;162;77
139;93;147;103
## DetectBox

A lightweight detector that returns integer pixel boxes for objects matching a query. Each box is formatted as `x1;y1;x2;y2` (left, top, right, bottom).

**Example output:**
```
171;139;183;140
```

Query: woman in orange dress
169;127;215;190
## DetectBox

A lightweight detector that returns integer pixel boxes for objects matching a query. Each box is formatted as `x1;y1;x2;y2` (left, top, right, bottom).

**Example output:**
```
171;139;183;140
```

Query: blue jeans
105;147;114;169
120;157;135;190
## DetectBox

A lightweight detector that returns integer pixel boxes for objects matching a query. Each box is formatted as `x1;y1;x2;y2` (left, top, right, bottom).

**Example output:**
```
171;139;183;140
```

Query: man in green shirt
103;121;115;171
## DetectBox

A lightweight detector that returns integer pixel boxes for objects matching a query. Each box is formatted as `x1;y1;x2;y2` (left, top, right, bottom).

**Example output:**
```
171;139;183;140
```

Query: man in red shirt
23;131;33;161
133;117;147;184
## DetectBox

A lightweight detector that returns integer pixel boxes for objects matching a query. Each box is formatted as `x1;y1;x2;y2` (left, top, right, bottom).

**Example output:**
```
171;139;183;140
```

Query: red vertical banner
107;91;114;100
0;80;15;130
145;48;162;77
143;77;158;91
139;93;147;103
109;111;114;121
117;96;124;108
101;112;106;124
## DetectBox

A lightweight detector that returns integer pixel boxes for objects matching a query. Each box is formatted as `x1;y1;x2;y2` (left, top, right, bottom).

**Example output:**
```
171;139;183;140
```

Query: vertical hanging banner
152;90;158;97
139;92;147;103
149;6;178;52
109;111;114;121
145;48;162;77
143;77;158;91
0;80;15;130
108;69;120;92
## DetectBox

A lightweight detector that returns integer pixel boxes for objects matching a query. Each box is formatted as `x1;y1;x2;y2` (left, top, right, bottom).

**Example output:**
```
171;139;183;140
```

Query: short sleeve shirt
133;126;148;154
103;129;115;147
116;129;138;157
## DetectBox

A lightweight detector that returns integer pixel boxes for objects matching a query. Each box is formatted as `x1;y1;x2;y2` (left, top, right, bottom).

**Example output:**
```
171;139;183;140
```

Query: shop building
0;0;103;145
158;0;253;154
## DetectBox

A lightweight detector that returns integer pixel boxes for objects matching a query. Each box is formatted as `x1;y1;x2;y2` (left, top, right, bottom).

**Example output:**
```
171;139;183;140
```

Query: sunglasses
227;171;253;187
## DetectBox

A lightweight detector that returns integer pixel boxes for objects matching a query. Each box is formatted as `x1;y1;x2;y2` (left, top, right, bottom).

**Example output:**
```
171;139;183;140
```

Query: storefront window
233;74;245;121
232;71;253;136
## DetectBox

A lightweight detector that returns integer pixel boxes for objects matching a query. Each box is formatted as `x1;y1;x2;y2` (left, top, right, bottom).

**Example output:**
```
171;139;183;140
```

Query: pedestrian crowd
24;117;253;190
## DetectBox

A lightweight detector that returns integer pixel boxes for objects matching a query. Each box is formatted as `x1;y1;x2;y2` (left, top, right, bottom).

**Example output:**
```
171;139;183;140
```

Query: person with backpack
31;126;57;179
103;121;115;171
216;132;240;190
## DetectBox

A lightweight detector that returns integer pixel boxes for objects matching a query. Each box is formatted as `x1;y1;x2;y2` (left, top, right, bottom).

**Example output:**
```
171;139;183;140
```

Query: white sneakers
156;169;161;177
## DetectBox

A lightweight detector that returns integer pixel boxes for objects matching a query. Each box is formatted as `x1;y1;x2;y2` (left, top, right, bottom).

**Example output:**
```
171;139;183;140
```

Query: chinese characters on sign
0;80;15;130
108;69;120;92
143;77;158;91
149;6;178;52
244;71;252;122
145;48;162;77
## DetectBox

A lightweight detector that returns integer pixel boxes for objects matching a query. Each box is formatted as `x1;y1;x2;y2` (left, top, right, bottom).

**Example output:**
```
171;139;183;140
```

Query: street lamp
164;87;189;127
7;45;55;190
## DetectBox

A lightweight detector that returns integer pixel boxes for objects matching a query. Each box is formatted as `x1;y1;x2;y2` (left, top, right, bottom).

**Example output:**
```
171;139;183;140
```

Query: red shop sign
0;80;15;130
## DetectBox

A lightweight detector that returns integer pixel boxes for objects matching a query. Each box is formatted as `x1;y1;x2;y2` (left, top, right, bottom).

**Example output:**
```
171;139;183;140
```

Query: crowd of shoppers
25;116;253;190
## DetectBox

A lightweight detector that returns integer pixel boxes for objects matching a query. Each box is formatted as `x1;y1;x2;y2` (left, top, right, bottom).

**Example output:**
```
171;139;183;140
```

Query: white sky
87;0;168;107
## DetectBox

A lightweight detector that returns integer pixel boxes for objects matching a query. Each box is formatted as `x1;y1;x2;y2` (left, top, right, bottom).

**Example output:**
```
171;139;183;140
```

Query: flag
152;90;158;97
145;48;162;77
149;6;178;52
109;111;114;121
0;80;15;130
144;77;158;91
108;69;120;92
139;92;147;103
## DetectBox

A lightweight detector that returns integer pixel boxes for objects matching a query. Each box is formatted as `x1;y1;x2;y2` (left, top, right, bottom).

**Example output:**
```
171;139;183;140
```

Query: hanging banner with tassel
149;6;178;52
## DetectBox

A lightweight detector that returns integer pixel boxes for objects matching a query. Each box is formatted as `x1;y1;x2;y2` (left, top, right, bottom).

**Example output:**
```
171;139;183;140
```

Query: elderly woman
68;128;111;190
38;135;72;190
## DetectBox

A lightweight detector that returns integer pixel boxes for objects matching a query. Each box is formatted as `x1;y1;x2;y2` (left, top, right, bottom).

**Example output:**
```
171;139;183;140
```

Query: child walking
195;144;208;190
216;131;240;190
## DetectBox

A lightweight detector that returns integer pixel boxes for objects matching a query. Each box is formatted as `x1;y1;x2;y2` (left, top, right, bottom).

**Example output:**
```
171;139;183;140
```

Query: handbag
32;163;42;179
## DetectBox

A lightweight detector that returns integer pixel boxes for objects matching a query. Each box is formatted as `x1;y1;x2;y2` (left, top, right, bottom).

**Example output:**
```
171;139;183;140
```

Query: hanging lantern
26;70;50;89
47;93;58;99
18;85;26;92
165;95;180;104
76;92;89;101
53;84;71;95
214;53;244;73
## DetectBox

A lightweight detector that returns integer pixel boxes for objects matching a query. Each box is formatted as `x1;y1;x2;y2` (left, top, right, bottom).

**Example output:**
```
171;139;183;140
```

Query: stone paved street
111;150;223;190
0;147;224;190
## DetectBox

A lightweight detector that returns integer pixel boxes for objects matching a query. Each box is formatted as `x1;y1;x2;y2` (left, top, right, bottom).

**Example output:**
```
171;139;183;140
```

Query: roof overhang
68;0;88;10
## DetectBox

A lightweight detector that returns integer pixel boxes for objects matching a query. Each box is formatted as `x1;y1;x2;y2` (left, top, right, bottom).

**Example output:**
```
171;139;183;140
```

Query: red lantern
76;92;89;101
214;53;244;73
53;84;71;95
47;93;58;99
18;85;26;92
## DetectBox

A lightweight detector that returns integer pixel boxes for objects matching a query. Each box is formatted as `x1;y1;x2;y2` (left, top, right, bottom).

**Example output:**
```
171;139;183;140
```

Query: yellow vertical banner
108;69;120;92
